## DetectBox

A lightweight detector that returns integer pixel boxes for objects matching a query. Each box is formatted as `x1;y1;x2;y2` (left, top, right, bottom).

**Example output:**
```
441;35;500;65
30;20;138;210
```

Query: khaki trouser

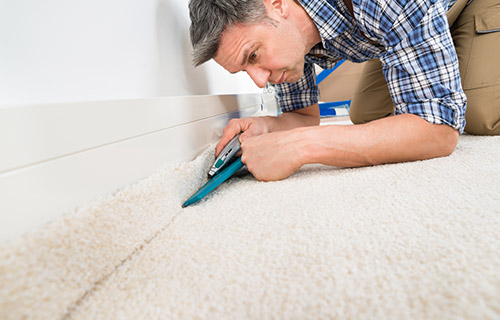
349;0;500;135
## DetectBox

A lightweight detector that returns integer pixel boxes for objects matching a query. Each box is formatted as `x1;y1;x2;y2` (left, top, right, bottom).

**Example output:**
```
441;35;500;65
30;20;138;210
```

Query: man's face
214;19;308;88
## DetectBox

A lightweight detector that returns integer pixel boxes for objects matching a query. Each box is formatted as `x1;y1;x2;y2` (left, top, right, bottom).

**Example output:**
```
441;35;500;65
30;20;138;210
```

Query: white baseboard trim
0;93;278;241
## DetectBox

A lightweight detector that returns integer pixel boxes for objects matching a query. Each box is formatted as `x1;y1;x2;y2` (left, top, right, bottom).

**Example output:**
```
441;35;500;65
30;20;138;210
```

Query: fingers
237;118;267;142
239;132;250;143
215;119;245;157
215;117;269;157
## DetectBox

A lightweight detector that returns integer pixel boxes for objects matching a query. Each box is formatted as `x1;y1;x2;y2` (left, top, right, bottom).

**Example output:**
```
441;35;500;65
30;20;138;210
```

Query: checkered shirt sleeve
271;0;466;133
378;0;466;132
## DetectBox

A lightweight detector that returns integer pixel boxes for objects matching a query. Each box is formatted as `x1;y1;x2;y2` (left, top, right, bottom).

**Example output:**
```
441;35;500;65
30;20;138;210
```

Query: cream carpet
1;134;500;319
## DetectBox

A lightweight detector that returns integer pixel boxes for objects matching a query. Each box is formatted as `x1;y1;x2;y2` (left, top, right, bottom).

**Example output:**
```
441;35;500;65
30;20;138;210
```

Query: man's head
189;0;320;88
189;0;268;67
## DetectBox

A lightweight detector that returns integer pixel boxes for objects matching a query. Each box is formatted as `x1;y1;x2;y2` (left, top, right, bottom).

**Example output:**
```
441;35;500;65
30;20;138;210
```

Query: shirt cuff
277;87;320;112
395;94;467;134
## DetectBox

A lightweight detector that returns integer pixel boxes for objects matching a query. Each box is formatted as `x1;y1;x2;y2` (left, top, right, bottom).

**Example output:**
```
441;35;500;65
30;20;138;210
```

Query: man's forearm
238;113;458;181
300;114;459;168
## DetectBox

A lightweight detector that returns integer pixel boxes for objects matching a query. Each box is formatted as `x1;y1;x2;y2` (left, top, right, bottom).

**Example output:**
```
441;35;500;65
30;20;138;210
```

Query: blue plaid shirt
273;0;467;133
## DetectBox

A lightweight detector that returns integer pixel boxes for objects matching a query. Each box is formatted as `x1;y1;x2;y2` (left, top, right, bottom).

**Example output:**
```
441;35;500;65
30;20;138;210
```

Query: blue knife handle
183;157;244;207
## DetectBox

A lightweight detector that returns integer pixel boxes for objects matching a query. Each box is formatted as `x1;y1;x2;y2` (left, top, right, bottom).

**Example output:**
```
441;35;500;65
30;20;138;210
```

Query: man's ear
264;0;290;18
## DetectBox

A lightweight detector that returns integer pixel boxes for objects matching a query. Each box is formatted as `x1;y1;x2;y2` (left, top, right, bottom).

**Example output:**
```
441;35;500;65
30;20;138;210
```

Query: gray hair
189;0;269;66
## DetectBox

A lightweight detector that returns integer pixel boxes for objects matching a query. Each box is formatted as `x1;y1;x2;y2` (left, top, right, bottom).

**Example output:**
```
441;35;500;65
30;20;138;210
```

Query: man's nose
246;66;270;88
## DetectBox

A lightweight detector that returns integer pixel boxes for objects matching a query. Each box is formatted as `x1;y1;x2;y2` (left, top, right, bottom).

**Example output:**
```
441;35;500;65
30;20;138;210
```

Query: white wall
0;94;276;241
0;0;260;107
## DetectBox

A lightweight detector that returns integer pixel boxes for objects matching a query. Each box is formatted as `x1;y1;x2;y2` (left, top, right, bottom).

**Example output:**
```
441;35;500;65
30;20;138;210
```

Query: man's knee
349;90;394;124
349;59;394;125
349;103;392;125
465;114;500;135
464;87;500;135
465;122;500;136
349;107;368;125
452;0;500;136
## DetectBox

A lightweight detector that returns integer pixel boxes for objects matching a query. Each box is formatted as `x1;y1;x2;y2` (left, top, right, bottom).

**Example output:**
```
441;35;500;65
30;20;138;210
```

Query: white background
0;0;260;107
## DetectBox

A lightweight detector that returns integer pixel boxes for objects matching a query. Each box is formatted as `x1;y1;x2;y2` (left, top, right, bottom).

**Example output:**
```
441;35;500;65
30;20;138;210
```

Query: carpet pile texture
1;134;500;319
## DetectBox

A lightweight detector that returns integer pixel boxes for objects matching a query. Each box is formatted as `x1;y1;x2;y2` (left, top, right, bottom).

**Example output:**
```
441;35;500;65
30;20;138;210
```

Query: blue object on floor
319;100;351;117
182;157;244;207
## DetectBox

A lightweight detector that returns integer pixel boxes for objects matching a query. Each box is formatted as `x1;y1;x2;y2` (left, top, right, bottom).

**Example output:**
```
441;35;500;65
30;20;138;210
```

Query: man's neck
290;0;322;51
294;0;355;52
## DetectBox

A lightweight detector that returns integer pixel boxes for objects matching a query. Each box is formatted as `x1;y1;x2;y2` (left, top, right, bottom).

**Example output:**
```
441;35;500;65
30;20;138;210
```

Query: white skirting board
0;93;278;241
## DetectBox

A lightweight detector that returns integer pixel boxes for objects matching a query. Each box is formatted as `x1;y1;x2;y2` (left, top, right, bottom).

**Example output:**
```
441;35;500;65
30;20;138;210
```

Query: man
189;0;500;181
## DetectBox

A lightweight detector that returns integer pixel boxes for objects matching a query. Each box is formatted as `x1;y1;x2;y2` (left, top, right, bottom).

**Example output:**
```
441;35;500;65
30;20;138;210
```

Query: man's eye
249;51;258;62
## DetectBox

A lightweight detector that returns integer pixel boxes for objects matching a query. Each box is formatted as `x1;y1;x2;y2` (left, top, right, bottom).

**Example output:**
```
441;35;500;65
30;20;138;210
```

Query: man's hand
215;117;271;157
215;103;320;157
240;129;309;181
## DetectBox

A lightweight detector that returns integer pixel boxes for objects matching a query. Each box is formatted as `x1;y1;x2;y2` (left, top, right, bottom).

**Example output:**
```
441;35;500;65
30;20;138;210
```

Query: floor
1;134;500;319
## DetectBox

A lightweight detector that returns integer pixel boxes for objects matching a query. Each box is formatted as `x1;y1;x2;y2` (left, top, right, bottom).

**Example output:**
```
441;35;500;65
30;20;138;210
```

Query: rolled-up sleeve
380;0;467;133
272;62;321;112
